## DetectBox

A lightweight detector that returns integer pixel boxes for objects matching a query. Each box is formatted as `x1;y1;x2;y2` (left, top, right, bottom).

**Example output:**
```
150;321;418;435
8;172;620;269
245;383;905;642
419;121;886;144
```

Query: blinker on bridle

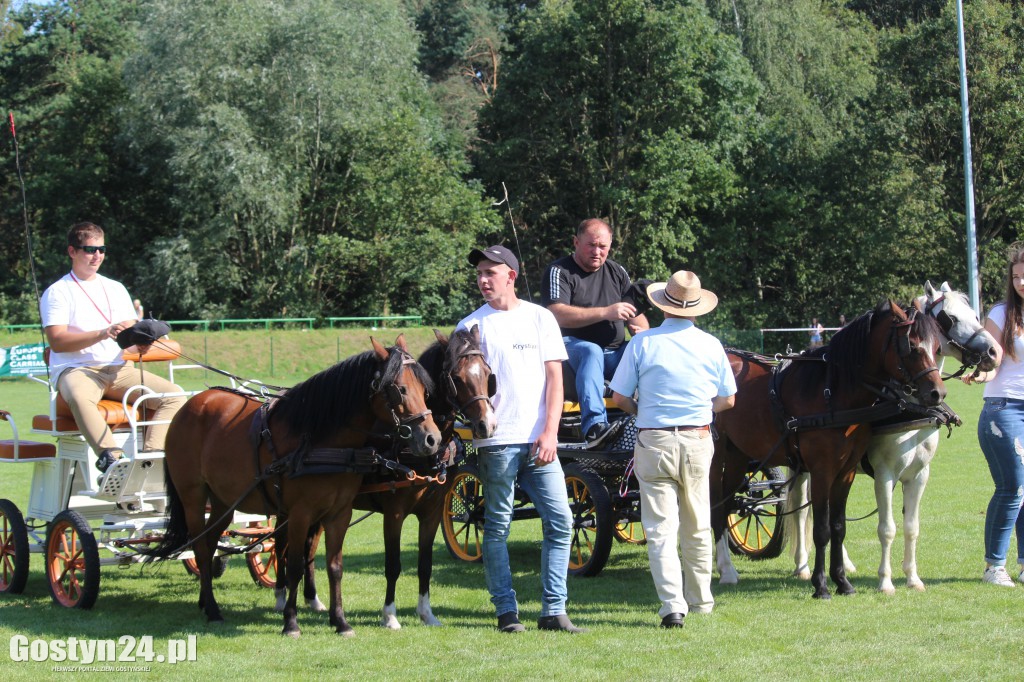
924;294;986;370
371;348;432;439
889;308;940;394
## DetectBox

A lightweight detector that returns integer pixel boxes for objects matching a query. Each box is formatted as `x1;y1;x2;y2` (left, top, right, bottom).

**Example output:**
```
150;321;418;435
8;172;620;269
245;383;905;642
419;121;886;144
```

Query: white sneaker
982;565;1015;587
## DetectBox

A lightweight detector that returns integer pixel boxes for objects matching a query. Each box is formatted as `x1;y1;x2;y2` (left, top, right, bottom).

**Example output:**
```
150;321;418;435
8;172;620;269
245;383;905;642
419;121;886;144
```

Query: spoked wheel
182;554;228;579
613;518;646;545
727;466;786;559
246;536;278;588
441;464;484;562
0;499;30;594
45;510;100;609
564;465;613;577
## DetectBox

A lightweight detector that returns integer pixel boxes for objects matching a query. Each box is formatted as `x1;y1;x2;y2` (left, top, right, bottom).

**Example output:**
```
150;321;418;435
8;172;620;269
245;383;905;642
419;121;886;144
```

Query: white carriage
0;341;276;609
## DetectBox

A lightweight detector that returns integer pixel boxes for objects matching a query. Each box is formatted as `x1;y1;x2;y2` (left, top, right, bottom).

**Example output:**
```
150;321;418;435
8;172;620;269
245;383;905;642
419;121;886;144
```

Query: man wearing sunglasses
39;222;186;478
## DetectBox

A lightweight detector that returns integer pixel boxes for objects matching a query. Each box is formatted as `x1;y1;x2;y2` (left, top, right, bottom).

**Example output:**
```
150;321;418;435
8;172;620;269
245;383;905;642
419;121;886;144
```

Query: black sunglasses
78;245;107;254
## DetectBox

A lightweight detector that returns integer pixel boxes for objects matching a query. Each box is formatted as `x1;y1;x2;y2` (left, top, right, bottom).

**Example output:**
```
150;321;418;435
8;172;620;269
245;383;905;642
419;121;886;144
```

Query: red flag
7;112;14;139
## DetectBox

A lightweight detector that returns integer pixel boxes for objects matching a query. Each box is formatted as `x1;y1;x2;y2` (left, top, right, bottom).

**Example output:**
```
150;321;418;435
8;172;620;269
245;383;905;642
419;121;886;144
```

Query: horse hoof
718;567;740;585
337;628;356;638
381;616;401;630
282;629;301;639
908;581;926;592
812;590;831;600
837;586;856;596
879;584;896;596
792;569;811;581
308;597;327;612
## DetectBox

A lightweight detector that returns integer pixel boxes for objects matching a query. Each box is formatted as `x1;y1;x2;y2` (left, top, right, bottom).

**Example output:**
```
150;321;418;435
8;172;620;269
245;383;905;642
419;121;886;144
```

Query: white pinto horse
750;282;998;594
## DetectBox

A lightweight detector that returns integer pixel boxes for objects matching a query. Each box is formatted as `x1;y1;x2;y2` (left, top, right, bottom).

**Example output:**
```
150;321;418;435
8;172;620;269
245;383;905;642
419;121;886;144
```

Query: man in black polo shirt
541;218;649;445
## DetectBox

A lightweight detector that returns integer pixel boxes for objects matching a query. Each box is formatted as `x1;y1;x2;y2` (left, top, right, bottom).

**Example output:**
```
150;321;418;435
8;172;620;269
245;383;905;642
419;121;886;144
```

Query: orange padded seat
0;439;56;460
122;339;182;363
32;339;180;432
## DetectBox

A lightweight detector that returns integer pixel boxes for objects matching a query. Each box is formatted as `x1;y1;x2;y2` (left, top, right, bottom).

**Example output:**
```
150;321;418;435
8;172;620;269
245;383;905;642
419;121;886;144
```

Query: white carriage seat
31;340;183;435
0;409;56;462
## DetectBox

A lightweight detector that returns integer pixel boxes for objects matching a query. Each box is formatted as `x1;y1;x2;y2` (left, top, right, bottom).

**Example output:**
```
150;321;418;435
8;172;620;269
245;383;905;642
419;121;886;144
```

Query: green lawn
1;347;1022;680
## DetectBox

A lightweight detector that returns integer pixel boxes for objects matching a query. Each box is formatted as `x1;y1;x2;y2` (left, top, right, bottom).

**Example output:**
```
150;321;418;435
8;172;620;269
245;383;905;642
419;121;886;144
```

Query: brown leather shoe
537;614;587;633
497;612;525;633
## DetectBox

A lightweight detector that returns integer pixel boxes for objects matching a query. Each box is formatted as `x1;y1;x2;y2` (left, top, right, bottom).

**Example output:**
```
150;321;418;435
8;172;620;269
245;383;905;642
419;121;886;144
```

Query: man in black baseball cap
468;245;519;275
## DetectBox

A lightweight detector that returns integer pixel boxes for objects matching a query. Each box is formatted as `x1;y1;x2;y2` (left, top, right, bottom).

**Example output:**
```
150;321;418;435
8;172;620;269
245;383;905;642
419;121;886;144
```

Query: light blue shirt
609;318;736;429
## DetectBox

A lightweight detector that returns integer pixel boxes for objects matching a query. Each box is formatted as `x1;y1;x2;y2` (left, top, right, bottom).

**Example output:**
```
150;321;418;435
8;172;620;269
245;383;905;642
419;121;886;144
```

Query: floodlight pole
956;0;981;316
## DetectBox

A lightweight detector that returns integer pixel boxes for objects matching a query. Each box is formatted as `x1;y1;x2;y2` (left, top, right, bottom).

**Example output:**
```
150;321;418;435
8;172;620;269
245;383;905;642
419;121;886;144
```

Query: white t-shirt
40;272;138;377
983;303;1024;400
458;300;568;447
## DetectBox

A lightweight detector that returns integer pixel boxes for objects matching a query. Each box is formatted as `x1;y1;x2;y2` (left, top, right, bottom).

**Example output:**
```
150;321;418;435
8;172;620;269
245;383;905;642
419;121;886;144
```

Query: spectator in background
808;317;824;349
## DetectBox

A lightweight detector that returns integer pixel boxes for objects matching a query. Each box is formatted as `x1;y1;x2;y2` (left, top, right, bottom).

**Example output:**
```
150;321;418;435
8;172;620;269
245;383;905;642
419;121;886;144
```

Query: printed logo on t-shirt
512;343;538;352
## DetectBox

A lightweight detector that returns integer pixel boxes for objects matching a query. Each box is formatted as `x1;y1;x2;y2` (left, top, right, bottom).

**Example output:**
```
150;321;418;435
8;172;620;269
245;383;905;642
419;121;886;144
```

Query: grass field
1;329;1022;680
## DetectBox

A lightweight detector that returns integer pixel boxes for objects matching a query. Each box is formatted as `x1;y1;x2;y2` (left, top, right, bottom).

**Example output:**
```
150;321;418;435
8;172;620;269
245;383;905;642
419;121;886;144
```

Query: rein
441;348;495;418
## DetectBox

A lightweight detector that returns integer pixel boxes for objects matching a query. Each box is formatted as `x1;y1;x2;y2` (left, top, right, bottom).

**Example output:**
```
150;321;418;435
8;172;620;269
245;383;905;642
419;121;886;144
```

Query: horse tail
139;460;192;559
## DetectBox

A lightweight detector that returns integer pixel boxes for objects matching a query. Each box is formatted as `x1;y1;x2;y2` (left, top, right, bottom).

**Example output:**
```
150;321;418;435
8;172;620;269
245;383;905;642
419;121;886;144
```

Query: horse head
434;325;497;440
370;334;442;457
876;300;946;407
919;280;999;373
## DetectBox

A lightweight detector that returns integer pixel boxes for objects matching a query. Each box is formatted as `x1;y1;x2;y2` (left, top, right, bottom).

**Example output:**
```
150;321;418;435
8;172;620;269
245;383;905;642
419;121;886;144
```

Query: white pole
956;0;981;316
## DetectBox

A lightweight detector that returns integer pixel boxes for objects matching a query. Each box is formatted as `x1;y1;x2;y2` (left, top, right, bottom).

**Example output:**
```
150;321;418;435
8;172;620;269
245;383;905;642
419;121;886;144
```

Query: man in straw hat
609;270;736;628
457;244;585;633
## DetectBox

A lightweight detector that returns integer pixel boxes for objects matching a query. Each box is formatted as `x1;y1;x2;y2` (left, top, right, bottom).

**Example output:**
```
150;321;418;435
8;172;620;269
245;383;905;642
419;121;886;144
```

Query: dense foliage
2;0;1022;331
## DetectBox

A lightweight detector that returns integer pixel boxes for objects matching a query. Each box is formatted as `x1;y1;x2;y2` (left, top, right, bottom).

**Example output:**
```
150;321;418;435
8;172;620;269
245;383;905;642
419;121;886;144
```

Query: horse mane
787;301;881;395
417;328;482;417
270;345;434;441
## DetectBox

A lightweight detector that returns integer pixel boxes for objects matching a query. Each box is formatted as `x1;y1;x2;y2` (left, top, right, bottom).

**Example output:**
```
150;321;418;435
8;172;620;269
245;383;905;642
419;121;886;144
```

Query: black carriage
440;400;788;577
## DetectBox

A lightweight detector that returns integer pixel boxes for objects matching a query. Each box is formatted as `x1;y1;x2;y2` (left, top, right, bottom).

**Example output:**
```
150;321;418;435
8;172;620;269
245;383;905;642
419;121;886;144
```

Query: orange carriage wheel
182;554;228;579
0;499;30;594
727;466;786;560
564;465;613;577
245;535;278;588
45;510;100;609
441;464;484;563
613;519;646;545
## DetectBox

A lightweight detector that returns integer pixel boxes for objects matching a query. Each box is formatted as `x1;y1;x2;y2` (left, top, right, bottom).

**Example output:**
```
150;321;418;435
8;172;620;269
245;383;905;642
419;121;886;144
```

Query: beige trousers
56;363;186;453
633;429;715;617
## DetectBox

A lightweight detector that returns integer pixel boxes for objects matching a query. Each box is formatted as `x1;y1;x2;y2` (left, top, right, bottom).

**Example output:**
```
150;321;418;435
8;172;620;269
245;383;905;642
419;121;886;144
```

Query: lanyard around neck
69;271;112;325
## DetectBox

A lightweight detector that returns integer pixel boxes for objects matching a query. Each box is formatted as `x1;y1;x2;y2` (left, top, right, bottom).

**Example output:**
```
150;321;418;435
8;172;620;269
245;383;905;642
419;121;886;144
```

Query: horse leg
712;450;741;585
197;500;233;622
785;471;812;580
282;515;315;637
323;509;355;637
303;525;326;611
874;467;898;595
273;519;289;612
809;473;832;599
416;502;443;626
380;509;404;630
901;465;930;592
829;470;856;596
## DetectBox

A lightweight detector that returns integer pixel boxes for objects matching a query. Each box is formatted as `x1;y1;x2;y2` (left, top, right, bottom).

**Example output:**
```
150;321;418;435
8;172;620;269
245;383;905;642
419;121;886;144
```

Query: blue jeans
563;336;625;435
477;443;572;617
976;397;1024;567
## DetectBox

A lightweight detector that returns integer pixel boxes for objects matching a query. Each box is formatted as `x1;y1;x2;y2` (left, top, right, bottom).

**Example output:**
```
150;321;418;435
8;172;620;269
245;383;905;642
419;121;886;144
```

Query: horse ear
913;298;924;312
370;336;388;360
890;299;906;319
469;324;481;344
433;328;449;345
925;280;936;296
394;334;408;352
940;281;952;292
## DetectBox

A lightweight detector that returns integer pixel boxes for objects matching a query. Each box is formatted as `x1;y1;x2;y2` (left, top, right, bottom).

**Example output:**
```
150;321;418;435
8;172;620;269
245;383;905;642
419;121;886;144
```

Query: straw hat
646;271;718;317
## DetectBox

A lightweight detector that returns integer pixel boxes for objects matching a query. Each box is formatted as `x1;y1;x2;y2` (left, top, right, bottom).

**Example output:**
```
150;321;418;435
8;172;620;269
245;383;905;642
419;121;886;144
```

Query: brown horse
711;301;946;599
149;335;441;637
274;326;497;628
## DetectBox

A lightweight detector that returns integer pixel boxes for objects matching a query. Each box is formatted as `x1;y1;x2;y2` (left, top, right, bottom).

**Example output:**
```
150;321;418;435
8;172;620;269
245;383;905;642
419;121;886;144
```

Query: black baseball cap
468;245;519;275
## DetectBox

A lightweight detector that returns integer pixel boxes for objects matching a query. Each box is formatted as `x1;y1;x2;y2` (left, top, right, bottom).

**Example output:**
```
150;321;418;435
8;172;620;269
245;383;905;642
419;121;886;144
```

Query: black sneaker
660;612;685;628
537;614;587;633
497;611;525;633
585;420;626;449
96;448;124;473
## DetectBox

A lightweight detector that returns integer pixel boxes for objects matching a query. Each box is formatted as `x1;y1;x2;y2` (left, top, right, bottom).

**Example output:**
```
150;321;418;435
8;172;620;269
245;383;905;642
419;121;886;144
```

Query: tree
126;0;497;321
476;0;761;299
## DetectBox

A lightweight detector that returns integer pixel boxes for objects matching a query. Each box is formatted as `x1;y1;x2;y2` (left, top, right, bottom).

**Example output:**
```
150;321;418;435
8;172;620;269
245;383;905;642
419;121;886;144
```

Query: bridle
923;293;986;374
371;348;433;440
886;307;941;394
441;347;496;417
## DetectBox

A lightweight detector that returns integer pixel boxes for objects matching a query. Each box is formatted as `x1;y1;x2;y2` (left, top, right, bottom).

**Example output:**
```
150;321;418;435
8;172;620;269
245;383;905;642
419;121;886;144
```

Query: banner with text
0;343;47;377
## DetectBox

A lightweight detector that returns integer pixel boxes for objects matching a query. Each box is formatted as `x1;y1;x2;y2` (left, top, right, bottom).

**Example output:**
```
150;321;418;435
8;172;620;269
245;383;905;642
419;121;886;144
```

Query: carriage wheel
0;499;30;594
613;519;646;545
727;466;786;560
564;465;613;577
182;554;228;579
45;510;100;609
441;464;484;563
246;536;278;588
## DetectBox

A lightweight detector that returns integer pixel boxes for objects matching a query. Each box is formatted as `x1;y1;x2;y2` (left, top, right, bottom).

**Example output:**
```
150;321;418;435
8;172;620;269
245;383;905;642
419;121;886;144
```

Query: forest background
2;0;1022;333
